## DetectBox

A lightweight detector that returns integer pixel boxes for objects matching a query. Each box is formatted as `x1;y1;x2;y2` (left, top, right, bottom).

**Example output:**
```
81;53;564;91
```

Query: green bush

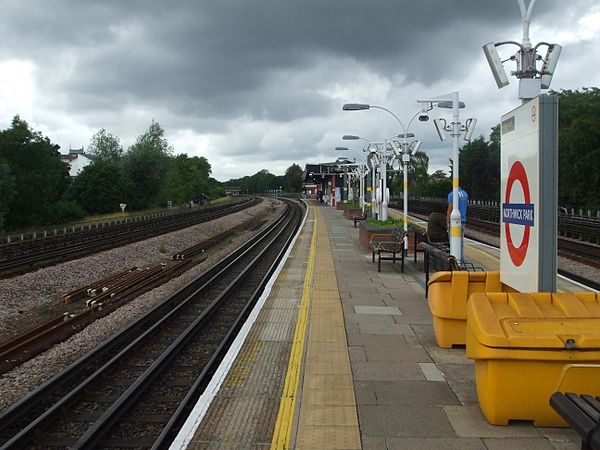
43;200;86;225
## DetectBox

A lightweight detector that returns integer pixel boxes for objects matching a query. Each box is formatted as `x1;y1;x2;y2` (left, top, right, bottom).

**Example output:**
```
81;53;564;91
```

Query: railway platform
171;200;581;449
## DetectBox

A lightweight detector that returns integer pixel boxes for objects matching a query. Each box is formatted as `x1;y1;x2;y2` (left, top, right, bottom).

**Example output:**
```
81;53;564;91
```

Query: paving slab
386;437;486;450
353;305;402;315
358;405;456;438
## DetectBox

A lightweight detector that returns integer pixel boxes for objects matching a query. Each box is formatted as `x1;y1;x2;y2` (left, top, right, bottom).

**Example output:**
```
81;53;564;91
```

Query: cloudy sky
0;0;598;181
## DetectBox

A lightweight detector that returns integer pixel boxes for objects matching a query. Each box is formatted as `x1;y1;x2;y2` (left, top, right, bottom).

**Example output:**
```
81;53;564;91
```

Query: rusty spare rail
61;266;138;304
0;259;198;374
0;211;270;374
0;200;303;449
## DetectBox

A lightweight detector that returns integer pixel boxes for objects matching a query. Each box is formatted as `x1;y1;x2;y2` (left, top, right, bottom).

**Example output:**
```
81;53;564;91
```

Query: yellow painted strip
453;178;459;189
403;180;408;189
270;206;318;450
450;226;462;237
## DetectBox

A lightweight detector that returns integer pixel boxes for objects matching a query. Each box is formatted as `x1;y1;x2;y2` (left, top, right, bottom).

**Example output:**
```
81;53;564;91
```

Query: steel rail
0;198;261;278
0;200;301;449
73;201;301;448
0;211;269;373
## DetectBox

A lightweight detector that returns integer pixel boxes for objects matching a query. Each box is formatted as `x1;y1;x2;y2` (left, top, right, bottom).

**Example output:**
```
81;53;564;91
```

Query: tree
161;154;211;205
122;120;172;209
240;169;279;194
0;159;15;229
553;88;600;208
0;116;70;227
458;128;500;201
389;150;429;197
87;128;123;163
420;171;452;198
68;160;130;214
283;163;303;192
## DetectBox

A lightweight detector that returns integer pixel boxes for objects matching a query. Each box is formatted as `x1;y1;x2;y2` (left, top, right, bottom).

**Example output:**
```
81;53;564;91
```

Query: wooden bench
351;211;368;228
550;392;600;449
369;228;406;272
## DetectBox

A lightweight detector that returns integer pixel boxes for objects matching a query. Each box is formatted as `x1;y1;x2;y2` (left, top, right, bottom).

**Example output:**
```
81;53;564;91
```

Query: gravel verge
0;198;287;410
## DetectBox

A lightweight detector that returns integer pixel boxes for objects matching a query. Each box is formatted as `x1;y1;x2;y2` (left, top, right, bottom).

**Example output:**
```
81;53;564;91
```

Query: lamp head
342;103;370;111
411;140;422;155
335;146;349;151
438;101;466;109
343;135;360;140
418;114;430;122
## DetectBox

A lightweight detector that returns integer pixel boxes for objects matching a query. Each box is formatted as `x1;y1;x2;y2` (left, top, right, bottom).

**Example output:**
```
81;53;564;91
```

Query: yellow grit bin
466;291;600;426
428;271;513;348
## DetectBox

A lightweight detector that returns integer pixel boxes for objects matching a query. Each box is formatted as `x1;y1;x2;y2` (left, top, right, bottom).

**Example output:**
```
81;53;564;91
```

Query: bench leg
378;252;382;272
401;250;405;273
372;250;375;263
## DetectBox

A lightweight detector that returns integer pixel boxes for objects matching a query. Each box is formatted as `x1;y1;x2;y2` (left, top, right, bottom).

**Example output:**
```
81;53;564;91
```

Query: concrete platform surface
173;201;581;450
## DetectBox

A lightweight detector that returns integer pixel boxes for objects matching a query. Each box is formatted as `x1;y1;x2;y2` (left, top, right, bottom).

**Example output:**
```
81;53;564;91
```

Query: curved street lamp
417;92;476;264
336;146;368;213
343;103;432;252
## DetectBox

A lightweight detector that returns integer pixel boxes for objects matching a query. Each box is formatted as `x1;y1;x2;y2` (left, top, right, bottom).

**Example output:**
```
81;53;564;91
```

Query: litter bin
466;291;600;426
428;271;507;348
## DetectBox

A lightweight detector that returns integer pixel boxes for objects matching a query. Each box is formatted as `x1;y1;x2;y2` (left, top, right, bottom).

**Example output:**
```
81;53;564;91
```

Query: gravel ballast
0;199;287;410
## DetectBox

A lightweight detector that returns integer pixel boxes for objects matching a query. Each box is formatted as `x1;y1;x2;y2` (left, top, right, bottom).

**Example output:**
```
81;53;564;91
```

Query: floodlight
438;101;466;109
411;140;421;155
540;44;562;89
343;135;360;140
389;141;401;156
418;114;430;122
335;146;348;151
433;118;447;141
397;133;415;139
464;118;477;142
483;42;510;89
342;103;370;111
391;158;400;171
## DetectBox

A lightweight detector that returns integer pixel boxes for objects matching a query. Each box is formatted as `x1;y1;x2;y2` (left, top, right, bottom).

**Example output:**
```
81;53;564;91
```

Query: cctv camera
418;114;429;122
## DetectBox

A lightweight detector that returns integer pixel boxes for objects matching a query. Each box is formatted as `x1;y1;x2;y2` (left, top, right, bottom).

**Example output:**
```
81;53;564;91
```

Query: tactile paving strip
183;208;314;449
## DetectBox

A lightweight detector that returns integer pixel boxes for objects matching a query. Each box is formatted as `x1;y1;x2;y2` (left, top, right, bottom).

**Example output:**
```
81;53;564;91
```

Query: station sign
500;95;558;292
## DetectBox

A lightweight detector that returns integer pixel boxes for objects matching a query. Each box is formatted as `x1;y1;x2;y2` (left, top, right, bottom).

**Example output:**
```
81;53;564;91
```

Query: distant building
224;186;242;196
60;147;93;177
302;161;349;207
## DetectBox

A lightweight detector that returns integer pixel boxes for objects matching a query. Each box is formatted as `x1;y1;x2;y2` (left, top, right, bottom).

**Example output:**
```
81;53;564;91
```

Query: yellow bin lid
468;292;600;350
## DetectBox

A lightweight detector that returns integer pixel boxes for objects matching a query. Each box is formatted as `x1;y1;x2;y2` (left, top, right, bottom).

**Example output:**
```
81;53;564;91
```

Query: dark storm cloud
0;0;566;127
1;0;594;180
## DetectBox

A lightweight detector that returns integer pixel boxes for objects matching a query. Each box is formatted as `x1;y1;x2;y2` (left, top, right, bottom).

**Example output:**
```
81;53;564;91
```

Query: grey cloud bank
0;0;597;180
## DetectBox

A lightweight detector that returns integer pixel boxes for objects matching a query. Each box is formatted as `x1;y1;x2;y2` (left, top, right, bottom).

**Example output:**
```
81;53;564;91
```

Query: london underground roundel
503;161;535;266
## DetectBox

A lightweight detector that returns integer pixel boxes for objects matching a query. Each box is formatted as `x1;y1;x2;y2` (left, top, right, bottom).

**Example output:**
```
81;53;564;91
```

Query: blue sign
502;203;535;226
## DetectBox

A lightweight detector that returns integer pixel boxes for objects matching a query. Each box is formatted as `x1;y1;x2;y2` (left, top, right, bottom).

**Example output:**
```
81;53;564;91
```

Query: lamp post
343;104;431;248
343;134;402;221
417;92;476;264
482;0;561;102
336;146;367;212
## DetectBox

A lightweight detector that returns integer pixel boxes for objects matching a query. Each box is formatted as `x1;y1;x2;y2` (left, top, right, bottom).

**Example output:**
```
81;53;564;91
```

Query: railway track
402;200;600;269
0;214;266;374
398;203;600;290
0;197;261;278
0;199;304;449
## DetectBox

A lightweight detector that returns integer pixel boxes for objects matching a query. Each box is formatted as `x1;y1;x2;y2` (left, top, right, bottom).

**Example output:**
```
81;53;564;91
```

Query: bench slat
581;394;600;421
550;393;596;437
567;393;600;423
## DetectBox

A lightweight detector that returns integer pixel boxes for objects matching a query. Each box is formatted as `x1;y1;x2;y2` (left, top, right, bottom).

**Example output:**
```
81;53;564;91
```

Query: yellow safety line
270;206;317;450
